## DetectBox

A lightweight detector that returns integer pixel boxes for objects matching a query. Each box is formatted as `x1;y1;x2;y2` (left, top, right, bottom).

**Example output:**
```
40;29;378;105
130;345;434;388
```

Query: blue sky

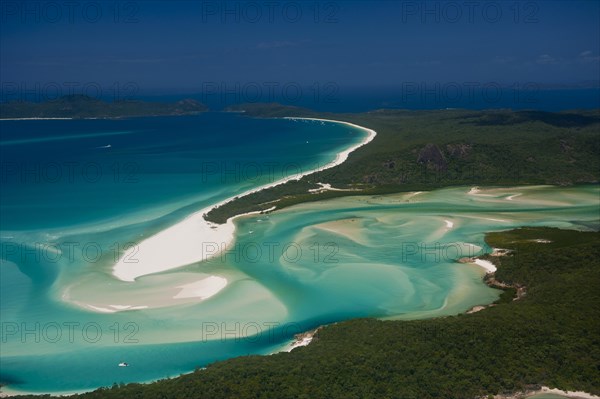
1;1;599;93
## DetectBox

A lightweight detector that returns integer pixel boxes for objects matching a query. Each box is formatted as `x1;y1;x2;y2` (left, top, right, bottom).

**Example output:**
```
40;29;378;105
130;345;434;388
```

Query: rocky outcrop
417;143;447;171
446;143;471;158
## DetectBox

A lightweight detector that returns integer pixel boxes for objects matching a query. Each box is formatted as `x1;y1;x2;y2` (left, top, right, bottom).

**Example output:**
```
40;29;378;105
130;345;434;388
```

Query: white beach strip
533;387;600;399
112;209;235;281
281;327;321;353
112;118;377;281
485;218;510;223
285;336;313;352
0;387;88;398
444;220;454;228
506;193;522;201
85;304;117;313
173;276;227;299
495;387;600;399
109;305;149;310
474;259;497;273
284;118;377;170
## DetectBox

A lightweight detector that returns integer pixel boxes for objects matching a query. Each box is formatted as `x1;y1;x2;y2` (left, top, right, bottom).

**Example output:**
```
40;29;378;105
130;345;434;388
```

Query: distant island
0;95;208;119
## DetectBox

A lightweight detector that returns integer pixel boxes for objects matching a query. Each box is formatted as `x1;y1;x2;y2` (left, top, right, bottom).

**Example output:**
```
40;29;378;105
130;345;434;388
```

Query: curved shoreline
112;117;377;282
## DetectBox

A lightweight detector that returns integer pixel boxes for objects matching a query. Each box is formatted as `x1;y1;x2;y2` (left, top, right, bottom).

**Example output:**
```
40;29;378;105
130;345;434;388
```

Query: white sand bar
173;276;227;299
474;259;497;273
534;387;599;399
112;118;376;281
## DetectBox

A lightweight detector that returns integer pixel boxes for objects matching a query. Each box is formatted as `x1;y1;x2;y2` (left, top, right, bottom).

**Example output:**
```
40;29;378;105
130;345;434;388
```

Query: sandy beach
474;258;498;273
283;327;321;352
492;386;600;399
532;388;599;399
173;276;228;299
112;118;376;282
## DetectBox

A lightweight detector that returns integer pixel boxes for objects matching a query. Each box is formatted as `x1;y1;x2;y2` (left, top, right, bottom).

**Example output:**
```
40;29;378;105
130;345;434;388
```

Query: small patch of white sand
474;259;497;273
173;276;227;300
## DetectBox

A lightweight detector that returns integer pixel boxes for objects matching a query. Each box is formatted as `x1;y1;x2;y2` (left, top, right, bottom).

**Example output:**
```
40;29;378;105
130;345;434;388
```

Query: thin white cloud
579;50;599;63
536;54;558;65
256;41;297;50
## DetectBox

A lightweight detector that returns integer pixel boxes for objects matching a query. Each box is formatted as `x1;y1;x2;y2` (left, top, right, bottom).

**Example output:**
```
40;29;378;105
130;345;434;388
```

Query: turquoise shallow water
0;114;365;393
1;115;599;394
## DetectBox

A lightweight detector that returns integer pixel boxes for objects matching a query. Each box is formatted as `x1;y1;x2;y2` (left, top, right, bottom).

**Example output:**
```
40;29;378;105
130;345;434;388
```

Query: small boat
118;362;129;367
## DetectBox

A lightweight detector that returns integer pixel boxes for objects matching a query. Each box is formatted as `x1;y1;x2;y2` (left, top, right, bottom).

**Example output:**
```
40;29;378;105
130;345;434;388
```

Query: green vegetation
0;95;207;119
11;228;600;398
207;105;600;223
